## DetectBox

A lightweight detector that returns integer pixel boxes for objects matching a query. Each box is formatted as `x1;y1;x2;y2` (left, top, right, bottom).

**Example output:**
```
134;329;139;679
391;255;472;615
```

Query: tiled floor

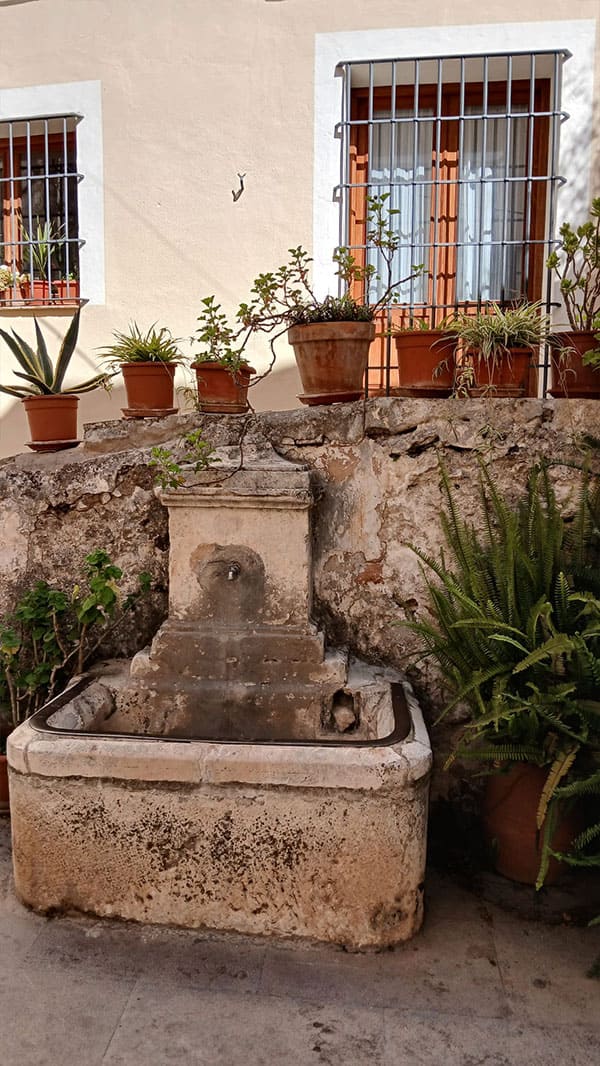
0;817;597;1065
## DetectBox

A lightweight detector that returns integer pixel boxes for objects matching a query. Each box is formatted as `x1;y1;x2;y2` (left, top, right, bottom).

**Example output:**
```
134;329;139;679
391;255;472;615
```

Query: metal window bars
0;114;82;307
336;51;569;396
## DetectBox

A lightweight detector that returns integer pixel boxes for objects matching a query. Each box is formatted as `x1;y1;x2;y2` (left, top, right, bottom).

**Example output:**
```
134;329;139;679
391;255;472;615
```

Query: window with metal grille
0;115;81;307
337;51;568;394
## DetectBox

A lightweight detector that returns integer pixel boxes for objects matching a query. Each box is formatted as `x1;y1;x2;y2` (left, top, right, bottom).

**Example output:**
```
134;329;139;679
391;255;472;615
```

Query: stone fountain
8;443;431;949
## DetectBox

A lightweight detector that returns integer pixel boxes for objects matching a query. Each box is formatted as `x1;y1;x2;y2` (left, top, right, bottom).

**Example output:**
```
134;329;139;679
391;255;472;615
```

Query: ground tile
260;876;505;1017
134;929;267;994
20;914;187;980
102;986;385;1066
0;968;135;1066
383;1012;600;1066
0;913;44;974
491;910;600;1028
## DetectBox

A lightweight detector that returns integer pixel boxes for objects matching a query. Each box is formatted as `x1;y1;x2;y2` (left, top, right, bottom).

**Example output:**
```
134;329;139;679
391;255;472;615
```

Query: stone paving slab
0;816;598;1065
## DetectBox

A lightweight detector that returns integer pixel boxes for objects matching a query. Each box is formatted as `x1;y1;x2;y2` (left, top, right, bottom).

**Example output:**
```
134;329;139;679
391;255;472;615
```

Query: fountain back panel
8;446;431;949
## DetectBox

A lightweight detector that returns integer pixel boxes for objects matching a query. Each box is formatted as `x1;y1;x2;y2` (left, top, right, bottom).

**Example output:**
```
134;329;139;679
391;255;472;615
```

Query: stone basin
7;443;431;949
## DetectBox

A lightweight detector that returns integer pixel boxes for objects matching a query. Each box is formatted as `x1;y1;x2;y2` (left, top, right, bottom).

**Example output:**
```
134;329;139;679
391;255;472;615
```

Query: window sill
0;282;83;316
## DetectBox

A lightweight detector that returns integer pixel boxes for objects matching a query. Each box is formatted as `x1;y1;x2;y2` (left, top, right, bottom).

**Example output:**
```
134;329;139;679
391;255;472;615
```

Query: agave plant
0;310;109;397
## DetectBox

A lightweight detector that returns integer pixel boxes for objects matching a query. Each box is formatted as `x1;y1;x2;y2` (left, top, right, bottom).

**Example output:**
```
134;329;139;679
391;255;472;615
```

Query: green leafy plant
193;193;424;370
444;302;551;363
405;459;600;887
101;322;182;367
193;297;251;370
0;550;152;736
0;309;110;397
546;198;600;332
149;429;220;490
21;220;65;281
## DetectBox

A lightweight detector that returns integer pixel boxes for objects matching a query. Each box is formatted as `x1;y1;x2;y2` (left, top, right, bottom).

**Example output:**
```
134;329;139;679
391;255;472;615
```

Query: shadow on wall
0;362;304;458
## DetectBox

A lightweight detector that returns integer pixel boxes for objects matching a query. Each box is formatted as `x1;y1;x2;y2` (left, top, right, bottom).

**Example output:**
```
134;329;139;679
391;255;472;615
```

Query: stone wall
1;398;597;794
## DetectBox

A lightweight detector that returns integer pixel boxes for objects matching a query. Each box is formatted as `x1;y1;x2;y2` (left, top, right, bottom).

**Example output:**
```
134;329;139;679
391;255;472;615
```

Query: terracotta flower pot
549;331;600;398
121;362;177;418
50;279;80;305
394;331;455;396
288;320;376;405
192;362;254;414
22;394;79;451
483;763;581;886
467;348;532;397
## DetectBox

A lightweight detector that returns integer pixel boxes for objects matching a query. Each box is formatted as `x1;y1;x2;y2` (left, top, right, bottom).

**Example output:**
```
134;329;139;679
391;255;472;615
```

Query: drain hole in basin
330;690;357;733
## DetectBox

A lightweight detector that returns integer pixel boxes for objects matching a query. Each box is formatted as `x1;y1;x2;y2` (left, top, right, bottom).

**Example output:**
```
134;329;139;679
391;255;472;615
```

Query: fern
404;456;600;888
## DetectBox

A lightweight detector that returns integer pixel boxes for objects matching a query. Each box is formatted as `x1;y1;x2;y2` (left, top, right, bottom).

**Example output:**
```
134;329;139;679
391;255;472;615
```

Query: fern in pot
406;459;600;886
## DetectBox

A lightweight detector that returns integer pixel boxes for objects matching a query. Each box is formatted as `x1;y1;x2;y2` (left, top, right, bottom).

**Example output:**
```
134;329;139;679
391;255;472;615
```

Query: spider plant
443;301;551;364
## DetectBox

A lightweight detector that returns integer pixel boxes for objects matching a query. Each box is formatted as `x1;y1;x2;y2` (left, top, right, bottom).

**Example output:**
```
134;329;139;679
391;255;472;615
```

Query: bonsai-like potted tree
406;460;600;886
236;194;422;405
101;322;182;418
443;302;551;396
547;198;600;397
0;310;110;450
191;297;256;414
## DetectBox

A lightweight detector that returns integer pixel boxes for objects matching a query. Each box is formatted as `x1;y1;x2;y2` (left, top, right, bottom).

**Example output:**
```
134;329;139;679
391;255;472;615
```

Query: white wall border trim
314;20;597;296
0;80;105;305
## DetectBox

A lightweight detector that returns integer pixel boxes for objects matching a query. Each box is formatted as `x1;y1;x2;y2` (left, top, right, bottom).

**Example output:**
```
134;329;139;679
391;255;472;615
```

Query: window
0;115;81;307
338;52;567;393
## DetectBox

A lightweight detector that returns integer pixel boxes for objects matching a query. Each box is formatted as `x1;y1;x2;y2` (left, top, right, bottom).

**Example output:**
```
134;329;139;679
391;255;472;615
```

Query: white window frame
0;79;105;305
313;20;597;305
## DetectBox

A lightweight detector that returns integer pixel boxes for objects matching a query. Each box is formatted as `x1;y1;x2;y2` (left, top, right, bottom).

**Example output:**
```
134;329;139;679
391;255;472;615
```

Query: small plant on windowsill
100;322;183;419
546;198;600;397
443;301;551;397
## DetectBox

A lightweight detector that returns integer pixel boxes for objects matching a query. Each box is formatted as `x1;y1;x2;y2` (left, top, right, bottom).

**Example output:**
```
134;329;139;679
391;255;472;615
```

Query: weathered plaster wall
0;3;597;457
1;397;597;795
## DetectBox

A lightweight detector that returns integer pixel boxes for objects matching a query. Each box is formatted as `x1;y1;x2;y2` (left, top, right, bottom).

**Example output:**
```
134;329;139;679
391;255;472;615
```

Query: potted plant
101;322;182;418
547;198;600;397
235;194;422;405
393;318;455;397
19;220;68;303
406;460;600;886
0;310;110;450
0;263;15;303
191;297;255;414
443;302;551;397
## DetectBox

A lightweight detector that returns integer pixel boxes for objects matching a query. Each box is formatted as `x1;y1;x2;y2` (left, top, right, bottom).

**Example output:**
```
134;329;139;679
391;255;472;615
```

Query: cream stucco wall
0;0;598;457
